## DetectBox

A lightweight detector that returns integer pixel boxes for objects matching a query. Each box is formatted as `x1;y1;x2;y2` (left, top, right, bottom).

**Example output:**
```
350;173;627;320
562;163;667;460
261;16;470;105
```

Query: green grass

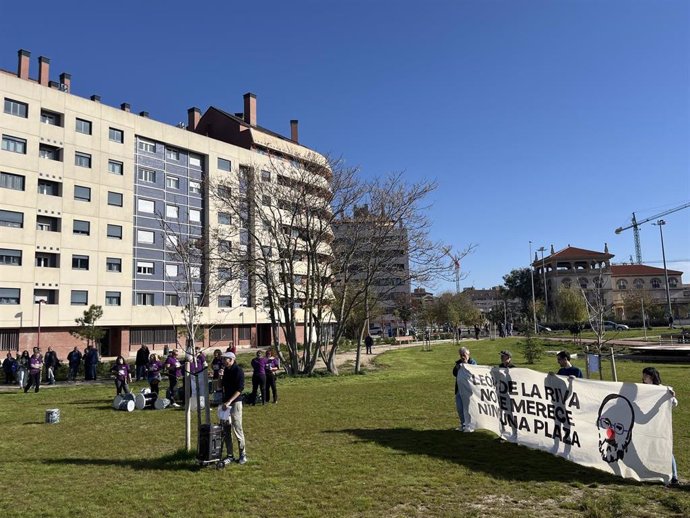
1;338;689;517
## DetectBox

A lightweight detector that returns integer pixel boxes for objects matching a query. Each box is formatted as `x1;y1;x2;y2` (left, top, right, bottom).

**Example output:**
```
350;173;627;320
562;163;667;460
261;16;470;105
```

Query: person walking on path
264;349;280;404
16;350;29;388
220;352;247;465
250;350;267;405
3;352;17;384
453;347;477;431
44;346;59;385
365;334;374;355
135;344;149;381
24;347;43;393
67;347;82;381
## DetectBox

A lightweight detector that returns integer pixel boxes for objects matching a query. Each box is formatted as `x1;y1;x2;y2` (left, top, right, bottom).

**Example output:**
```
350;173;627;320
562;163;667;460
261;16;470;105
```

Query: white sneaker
172;402;181;408
238;453;247;465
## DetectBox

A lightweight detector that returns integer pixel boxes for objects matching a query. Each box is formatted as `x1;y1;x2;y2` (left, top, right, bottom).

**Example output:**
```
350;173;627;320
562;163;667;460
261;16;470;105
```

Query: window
261;170;271;182
239;327;251;340
138;139;156;153
37;216;60;232
262;195;271;206
219;240;231;253
633;278;644;289
75;118;92;135
109;127;124;143
73;220;90;235
71;290;88;305
189;181;201;194
2;135;26;154
218;158;231;172
651;278;661;289
138;168;156;183
0;249;21;266
218;212;231;225
107;192;123;207
0;288;20;305
106;257;122;272
165;264;179;277
4;98;28;118
189;154;202;167
166;235;179;248
137;199;155;213
75;152;92;168
105;291;121;306
36;253;58;268
39;144;60;160
137;261;154;275
218;267;232;280
137;230;154;244
166;176;179;189
669;278;678;288
0;171;25;191
72;255;89;270
166;205;179;219
108;160;123;176
40;110;62;126
37;179;60;196
189;209;201;223
165;294;179;306
218;296;232;308
136;292;155;306
166;148;179;161
74;185;91;201
107;224;122;239
0;209;23;228
616;279;628;290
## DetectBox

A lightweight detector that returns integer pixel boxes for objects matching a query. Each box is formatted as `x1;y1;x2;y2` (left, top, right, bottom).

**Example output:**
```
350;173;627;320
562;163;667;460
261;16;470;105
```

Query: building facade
0;49;331;358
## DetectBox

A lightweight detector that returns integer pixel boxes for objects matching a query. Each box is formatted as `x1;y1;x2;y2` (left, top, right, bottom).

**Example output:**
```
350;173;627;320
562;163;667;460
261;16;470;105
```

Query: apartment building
0;49;331;358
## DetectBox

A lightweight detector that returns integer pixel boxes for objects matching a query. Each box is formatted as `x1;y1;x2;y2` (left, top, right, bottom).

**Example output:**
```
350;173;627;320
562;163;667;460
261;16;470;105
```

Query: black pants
69;364;79;381
251;373;266;405
4;372;14;384
25;371;40;393
149;378;160;395
115;379;130;395
265;373;277;403
167;375;178;403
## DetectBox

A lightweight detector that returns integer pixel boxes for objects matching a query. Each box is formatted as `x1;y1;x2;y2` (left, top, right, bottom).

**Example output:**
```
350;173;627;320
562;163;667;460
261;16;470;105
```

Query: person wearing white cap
220;352;247;465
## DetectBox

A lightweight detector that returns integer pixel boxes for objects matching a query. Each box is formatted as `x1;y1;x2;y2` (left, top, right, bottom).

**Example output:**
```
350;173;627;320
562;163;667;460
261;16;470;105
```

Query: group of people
452;347;679;485
2;346;71;389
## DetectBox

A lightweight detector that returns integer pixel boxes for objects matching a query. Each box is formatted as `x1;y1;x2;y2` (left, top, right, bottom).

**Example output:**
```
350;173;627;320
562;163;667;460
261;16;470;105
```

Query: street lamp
537;246;548;316
652;219;674;327
529;241;537;333
35;299;46;349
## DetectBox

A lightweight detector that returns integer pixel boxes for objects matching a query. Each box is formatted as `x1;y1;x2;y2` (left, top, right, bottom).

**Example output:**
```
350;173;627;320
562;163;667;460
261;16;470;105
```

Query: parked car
592;321;630;331
537;324;552;333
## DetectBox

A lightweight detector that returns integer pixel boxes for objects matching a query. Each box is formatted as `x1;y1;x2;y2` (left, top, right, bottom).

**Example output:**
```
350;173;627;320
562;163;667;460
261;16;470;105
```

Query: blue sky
1;0;688;292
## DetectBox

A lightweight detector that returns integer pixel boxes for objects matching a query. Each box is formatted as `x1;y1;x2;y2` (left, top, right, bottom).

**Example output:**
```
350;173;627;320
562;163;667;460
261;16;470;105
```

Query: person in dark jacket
67;347;82;381
44;346;59;385
365;334;374;355
264;349;280;404
499;350;515;369
220;352;246;465
453;347;477;431
84;345;99;381
24;347;43;393
135;344;150;381
2;352;17;384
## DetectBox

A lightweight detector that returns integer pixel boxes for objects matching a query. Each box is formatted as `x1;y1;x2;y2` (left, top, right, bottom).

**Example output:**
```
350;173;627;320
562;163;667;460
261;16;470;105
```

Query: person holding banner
499;350;515;369
453;347;476;431
556;351;583;378
642;367;679;486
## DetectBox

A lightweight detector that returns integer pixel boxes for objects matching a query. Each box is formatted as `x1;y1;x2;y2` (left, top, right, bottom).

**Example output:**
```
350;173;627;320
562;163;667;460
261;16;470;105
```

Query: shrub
519;330;543;364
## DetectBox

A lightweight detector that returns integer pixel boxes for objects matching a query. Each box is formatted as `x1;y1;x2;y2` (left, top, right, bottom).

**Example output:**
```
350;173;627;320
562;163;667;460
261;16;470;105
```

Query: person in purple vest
211;349;224;392
110;356;132;396
24;347;43;393
264;349;280;404
164;350;182;408
146;353;163;395
250;350;267;405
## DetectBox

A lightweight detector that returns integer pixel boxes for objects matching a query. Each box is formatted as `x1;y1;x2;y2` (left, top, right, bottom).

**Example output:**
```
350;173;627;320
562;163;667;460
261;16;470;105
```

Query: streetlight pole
653;219;674;327
537;246;548;316
529;241;537;334
36;299;45;349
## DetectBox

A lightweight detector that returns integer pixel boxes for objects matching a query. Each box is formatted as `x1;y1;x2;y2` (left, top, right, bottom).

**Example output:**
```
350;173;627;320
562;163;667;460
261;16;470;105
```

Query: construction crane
614;202;690;264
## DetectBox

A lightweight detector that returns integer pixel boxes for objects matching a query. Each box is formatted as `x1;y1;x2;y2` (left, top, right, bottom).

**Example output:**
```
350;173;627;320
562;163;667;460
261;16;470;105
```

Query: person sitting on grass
642;366;679;486
556;350;583;378
110;356;132;396
453;347;477;431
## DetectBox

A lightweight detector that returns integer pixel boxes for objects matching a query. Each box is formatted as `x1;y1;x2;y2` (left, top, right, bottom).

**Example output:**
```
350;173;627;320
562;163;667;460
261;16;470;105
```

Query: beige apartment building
0;49;331;358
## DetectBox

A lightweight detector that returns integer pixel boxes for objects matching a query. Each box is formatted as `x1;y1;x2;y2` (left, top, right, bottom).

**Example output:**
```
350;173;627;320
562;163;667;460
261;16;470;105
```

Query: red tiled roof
534;246;614;266
611;264;683;276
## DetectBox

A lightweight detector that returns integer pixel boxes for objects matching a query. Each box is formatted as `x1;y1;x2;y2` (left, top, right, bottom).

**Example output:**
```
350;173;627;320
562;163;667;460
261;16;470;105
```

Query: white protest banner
457;365;674;483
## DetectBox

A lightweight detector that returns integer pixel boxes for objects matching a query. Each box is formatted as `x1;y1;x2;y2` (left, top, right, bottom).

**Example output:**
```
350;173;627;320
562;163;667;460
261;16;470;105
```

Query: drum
154;398;170;410
45;408;60;424
117;399;135;412
140;387;151;395
135;392;158;410
112;395;123;409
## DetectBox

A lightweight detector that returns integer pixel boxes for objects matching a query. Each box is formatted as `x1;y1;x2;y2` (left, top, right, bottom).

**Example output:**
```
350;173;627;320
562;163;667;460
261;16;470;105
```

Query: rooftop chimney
187;107;201;131
290;119;299;143
59;73;71;93
17;49;30;80
90;95;101;103
120;103;130;112
243;92;256;126
139;111;149;118
38;56;50;86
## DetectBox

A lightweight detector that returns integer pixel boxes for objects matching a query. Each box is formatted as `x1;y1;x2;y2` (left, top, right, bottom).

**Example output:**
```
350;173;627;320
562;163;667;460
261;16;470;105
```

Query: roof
534;246;614;266
611;264;683;276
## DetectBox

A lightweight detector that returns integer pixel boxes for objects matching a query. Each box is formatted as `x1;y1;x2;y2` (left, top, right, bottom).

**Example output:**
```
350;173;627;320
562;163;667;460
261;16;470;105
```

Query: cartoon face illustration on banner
597;394;635;463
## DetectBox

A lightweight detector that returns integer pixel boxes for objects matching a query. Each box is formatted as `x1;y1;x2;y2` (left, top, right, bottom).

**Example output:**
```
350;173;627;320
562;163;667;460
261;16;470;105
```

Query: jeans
115;379;130;395
455;391;464;428
46;366;55;384
17;368;26;387
222;402;245;458
25;371;41;393
136;365;146;381
167;375;179;403
69;364;79;381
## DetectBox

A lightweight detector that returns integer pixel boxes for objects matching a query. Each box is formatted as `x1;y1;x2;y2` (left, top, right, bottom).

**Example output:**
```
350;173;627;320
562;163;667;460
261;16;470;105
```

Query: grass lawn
1;338;689;517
